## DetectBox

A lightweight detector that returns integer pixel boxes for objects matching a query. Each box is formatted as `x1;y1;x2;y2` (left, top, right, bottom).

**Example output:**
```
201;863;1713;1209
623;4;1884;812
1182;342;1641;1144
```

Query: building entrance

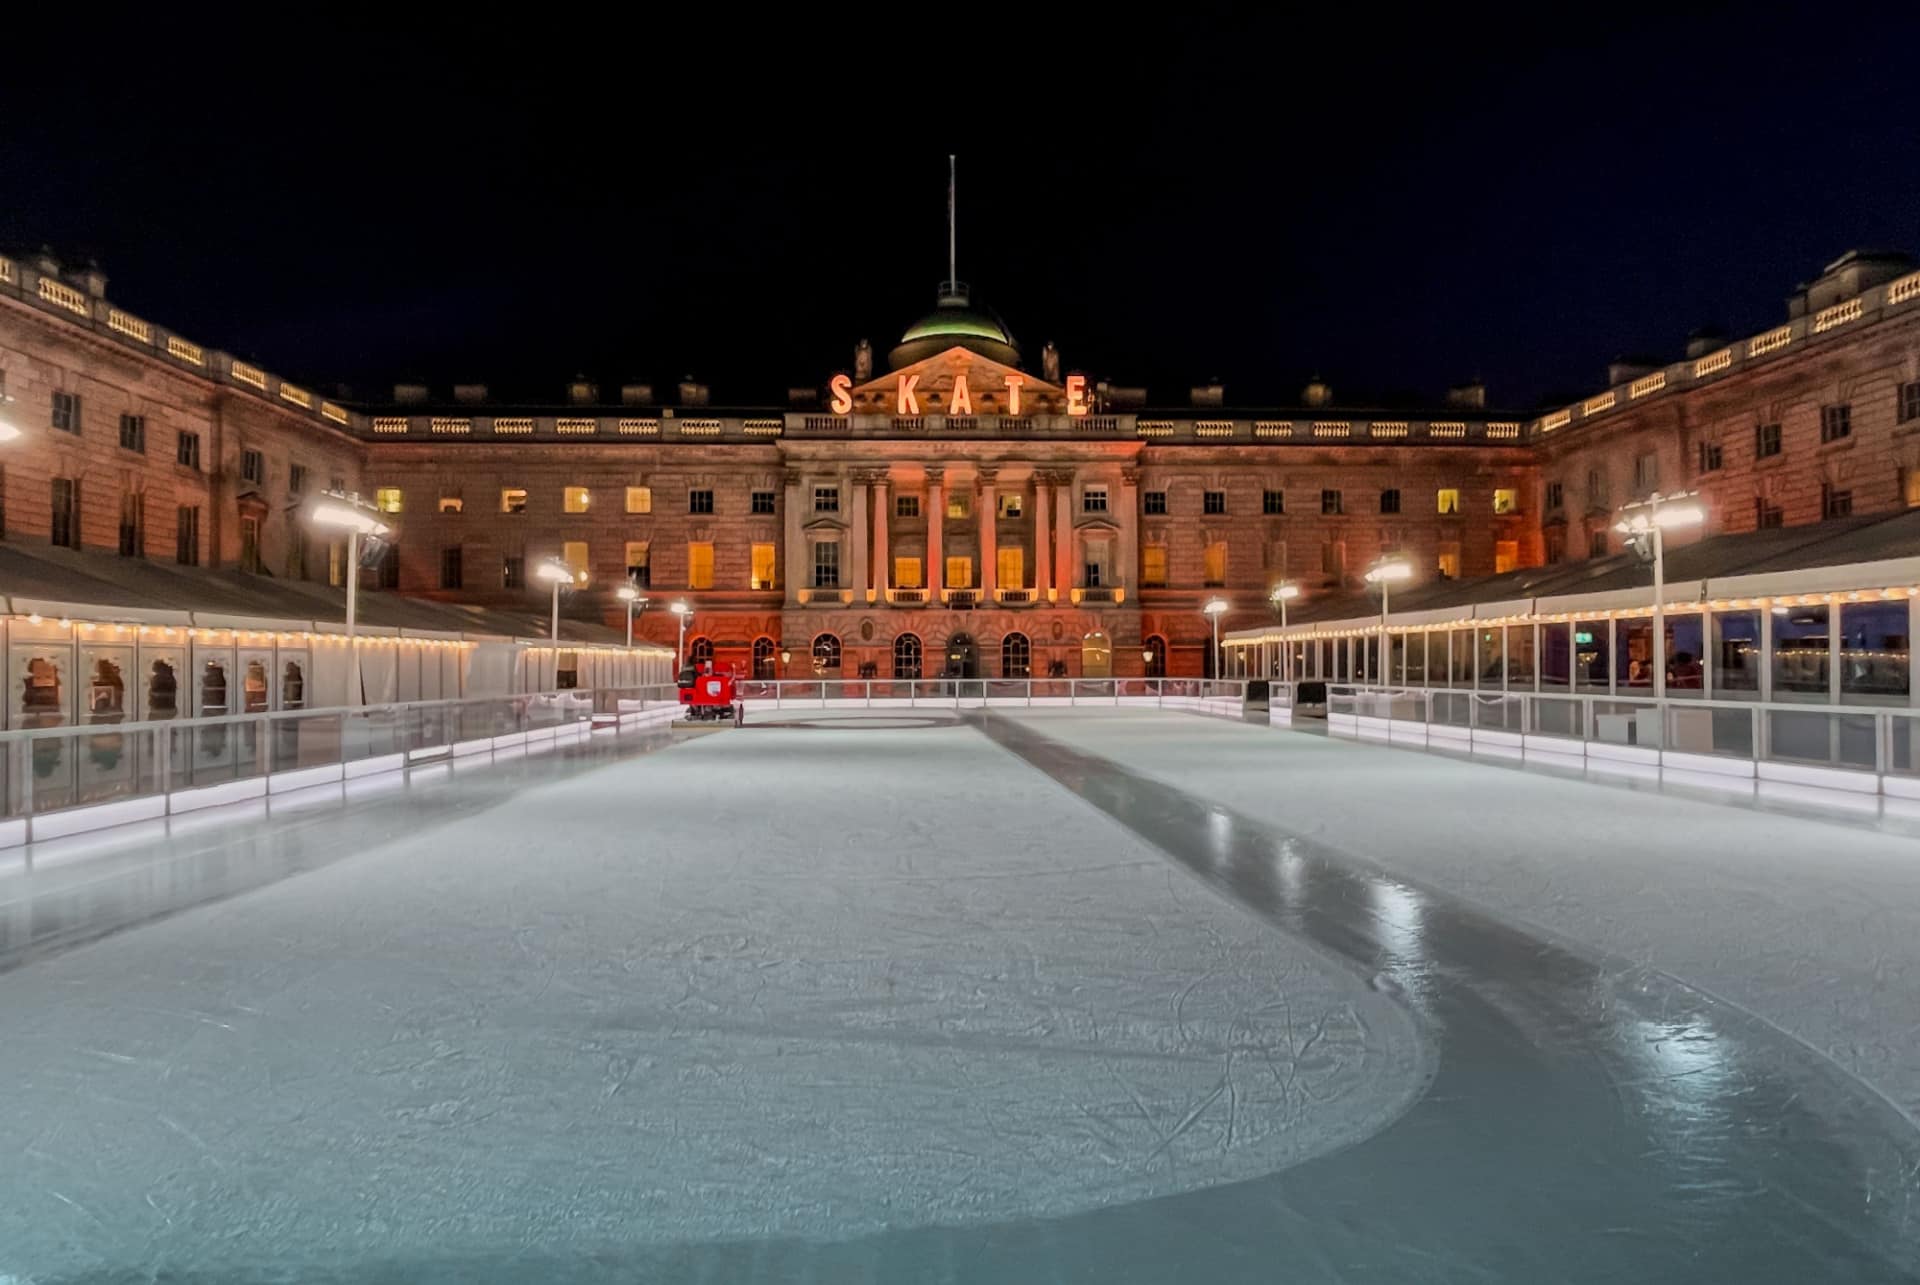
944;632;979;678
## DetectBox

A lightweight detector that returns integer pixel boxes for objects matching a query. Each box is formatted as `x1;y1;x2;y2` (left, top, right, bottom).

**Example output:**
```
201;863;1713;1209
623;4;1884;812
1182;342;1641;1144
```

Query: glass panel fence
1590;699;1660;747
1766;707;1879;770
1665;704;1756;759
1528;694;1584;739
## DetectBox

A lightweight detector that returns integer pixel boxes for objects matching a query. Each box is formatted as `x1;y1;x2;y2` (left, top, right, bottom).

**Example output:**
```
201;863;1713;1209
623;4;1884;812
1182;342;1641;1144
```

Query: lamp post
1202;597;1230;680
780;647;792;679
1269;582;1300;680
669;600;691;667
534;558;578;643
1363;556;1413;685
1615;490;1705;699
616;583;648;649
307;491;392;707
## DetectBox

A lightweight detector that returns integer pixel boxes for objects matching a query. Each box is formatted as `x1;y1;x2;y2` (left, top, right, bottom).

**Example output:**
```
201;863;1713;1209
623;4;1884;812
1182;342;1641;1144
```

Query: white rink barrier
736;677;1248;721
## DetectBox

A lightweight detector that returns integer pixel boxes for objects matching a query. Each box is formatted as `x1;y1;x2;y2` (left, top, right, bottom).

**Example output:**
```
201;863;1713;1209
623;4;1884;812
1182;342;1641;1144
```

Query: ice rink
0;707;1916;1281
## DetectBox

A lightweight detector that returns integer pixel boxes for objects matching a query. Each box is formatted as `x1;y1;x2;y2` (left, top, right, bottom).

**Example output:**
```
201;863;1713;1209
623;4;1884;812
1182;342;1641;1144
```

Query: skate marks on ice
0;721;1425;1279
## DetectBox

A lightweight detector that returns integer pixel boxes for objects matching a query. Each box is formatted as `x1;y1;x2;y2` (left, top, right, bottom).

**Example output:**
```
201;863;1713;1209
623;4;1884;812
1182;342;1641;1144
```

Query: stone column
1118;467;1141;602
850;471;870;604
1033;473;1052;598
782;469;804;606
978;468;998;602
1054;469;1075;594
872;472;890;600
926;467;945;603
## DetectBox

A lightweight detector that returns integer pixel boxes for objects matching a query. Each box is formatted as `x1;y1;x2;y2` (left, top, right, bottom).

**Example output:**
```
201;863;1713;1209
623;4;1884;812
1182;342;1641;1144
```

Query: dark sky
4;8;1915;411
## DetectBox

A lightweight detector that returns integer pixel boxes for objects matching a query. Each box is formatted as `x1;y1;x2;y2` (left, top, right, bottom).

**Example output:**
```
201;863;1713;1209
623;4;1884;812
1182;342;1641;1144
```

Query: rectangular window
1755;497;1784;529
1588;530;1608;558
1820;403;1852;444
1545;526;1566;564
378;547;400;590
627;485;654;514
896;495;921;518
814;486;840;513
1493;488;1518;514
1203;490;1226;515
502;555;525;589
1262;489;1284;515
1905;467;1920;509
1902;381;1920;424
239;514;262;573
1322;540;1347;578
1142;545;1168;586
440;546;463;589
1840;601;1909;699
894;555;923;588
119;491;144;557
947;492;970;519
1203;541;1227;586
1082;485;1109;514
1379;488;1400;515
1321;489;1343;515
997;494;1023;518
1544;481;1563;510
1823;484;1853;519
118;413;146;453
241;449;266;485
1436;488;1459;515
689;489;714;514
500;487;527;514
811;540;838;588
374;487;403;514
997;546;1024;588
690;542;717;589
175;504;200;565
1697;441;1723;473
439;493;464;514
564;485;591;514
1437;541;1461;579
625;541;650;587
750;489;775;515
177;431;202;469
1494;540;1519;575
1755;421;1782;458
561;540;589;580
946;555;973;588
1144;490;1168;515
52;390;80;433
1632;451;1658;493
51;477;80;548
288;463;307;496
1773;604;1831;697
751;542;777;589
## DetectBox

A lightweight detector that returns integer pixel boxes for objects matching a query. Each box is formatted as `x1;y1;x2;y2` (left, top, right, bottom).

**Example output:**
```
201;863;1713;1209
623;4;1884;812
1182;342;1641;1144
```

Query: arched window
200;661;229;715
243;660;270;713
86;658;126;722
1143;634;1168;678
811;633;841;673
1000;632;1031;679
893;633;922;679
148;659;178;719
282;661;305;710
689;637;714;667
1081;631;1113;678
752;637;777;680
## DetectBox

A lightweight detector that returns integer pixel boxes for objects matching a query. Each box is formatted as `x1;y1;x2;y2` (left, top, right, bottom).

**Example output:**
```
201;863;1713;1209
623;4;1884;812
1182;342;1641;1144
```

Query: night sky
3;9;1915;412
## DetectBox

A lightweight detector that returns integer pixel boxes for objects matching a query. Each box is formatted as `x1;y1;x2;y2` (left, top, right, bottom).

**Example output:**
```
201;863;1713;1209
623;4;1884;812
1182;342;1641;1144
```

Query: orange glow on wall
828;373;853;415
1004;374;1023;416
949;373;972;416
897;374;920;415
1066;374;1089;416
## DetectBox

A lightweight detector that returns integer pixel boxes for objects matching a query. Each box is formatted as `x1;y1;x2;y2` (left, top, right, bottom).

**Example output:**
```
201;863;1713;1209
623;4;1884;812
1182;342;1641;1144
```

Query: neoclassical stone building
1;244;1916;681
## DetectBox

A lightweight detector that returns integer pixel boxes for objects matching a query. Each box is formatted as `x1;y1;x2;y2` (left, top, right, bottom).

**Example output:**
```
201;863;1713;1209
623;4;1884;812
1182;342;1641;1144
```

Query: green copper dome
889;290;1021;370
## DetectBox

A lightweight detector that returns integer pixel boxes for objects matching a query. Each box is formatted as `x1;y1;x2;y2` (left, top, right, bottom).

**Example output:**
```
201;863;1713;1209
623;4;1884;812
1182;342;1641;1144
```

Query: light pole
1363;556;1413;685
1615;490;1705;699
1202;597;1230;680
1269;582;1300;680
535;558;578;643
669;600;691;667
308;492;392;707
616;583;648;649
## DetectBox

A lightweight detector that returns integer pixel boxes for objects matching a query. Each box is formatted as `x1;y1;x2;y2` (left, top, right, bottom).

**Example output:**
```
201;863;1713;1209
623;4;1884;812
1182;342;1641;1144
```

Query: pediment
1075;514;1124;533
802;513;849;533
846;346;1066;416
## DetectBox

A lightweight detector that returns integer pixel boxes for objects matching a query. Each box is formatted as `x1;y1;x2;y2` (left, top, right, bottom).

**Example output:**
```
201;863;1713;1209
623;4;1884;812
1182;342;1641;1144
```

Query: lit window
564;486;591;513
625;541;650;586
1905;468;1920;509
562;540;589;580
374;487;403;514
625;486;652;514
947;492;970;519
501;488;527;514
997;494;1023;518
751;542;777;589
1437;488;1460;515
439;493;464;514
1143;545;1168;587
1082;486;1108;514
894;556;923;588
1494;540;1519;574
946;555;973;588
689;541;714;589
1203;541;1227;586
997;546;1024;589
1437;542;1461;579
1493;488;1518;514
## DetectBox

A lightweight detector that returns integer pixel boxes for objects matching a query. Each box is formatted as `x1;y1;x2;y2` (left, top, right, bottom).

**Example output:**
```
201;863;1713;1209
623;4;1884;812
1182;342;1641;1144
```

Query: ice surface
997;709;1920;1123
0;718;1424;1275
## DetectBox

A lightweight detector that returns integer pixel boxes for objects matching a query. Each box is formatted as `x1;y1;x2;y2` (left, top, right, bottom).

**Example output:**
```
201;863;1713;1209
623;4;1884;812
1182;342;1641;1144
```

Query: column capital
850;467;883;487
782;469;803;488
976;466;1000;488
925;465;946;486
1120;467;1143;487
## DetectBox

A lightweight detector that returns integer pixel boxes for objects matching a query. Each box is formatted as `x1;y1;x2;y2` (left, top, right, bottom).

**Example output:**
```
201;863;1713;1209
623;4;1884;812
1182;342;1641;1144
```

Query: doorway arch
1143;634;1168;678
1000;632;1031;679
751;637;777;680
944;632;978;679
1081;631;1113;678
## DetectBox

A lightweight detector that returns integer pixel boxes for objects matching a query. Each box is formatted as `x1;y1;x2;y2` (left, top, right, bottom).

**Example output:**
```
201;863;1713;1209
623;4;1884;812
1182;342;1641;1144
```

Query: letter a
949;373;972;416
1004;374;1023;416
829;373;853;415
897;374;920;415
